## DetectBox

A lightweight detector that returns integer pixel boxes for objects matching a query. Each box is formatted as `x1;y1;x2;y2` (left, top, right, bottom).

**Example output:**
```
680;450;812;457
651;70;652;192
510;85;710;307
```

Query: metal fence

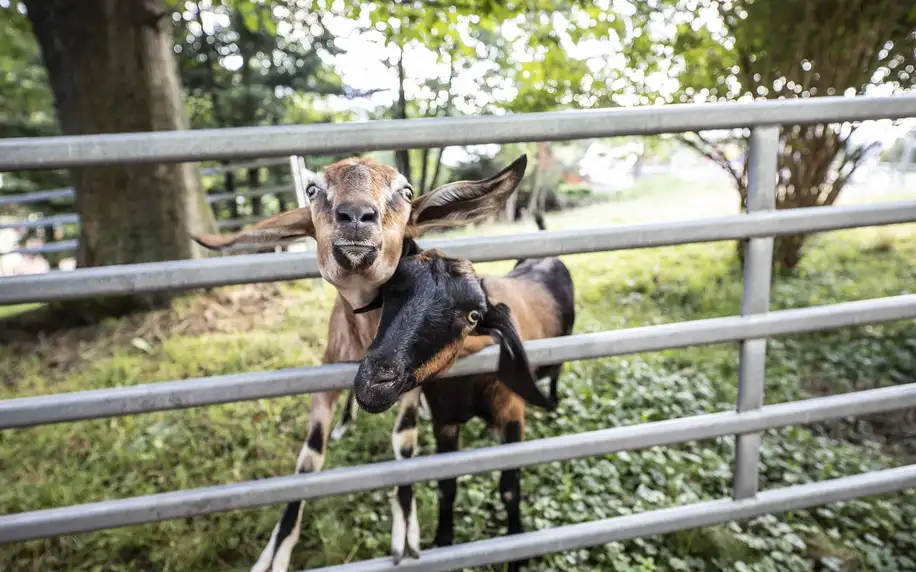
0;157;304;256
1;95;916;572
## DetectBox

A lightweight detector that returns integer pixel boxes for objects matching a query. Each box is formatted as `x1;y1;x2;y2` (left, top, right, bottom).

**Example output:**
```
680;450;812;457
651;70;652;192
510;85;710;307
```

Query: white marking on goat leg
331;392;358;441
390;390;422;563
390;491;407;564
252;524;280;572
406;495;420;559
392;427;418;461
296;445;325;474
419;392;431;421
269;503;304;572
254;395;335;572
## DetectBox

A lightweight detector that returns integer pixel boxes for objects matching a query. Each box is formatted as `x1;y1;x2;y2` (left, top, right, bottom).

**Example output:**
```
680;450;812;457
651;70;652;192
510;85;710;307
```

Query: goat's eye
400;187;414;201
468;310;481;324
305;184;321;199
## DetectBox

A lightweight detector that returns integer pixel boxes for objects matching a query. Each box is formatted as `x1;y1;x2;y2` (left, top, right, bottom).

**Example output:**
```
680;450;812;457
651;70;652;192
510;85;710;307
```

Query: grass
1;174;916;571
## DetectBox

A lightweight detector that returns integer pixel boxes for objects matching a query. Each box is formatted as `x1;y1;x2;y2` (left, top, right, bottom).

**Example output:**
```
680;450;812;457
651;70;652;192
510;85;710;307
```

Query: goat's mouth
353;387;397;414
332;240;379;271
353;361;414;414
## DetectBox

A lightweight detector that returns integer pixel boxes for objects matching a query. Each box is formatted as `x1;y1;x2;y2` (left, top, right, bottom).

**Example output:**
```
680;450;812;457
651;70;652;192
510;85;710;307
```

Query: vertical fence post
290;155;308;208
733;126;779;500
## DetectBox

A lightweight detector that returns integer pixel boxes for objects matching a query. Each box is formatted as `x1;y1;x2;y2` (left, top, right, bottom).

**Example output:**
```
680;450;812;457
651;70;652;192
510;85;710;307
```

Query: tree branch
678;133;745;190
393;40;411;177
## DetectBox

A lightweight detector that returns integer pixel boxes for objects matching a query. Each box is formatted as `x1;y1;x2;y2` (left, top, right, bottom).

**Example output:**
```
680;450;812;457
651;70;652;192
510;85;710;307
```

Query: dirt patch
0;283;297;375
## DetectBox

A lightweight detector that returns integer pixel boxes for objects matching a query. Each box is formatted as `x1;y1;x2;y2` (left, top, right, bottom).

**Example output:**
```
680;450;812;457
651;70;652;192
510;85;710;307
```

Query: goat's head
353;246;555;414
192;155;527;301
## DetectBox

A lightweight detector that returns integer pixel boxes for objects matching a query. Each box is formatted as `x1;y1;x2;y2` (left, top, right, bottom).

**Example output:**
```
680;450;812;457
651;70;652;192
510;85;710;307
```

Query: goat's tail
534;211;546;231
513;213;548;268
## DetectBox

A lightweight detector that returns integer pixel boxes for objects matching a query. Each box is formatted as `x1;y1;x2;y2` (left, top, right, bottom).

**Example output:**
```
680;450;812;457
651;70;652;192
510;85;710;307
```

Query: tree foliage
0;3;67;205
627;0;916;268
172;0;350;129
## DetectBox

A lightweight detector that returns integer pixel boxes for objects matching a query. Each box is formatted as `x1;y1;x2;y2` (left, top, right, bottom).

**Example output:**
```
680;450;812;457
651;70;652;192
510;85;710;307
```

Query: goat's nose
335;201;379;224
371;365;400;386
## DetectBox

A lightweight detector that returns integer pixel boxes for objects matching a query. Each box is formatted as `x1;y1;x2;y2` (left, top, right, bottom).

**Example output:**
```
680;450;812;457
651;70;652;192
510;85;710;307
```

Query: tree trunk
418;148;430;193
225;166;239;220
428;148;445;194
247;168;262;217
25;2;216;290
394;42;411;177
527;142;550;217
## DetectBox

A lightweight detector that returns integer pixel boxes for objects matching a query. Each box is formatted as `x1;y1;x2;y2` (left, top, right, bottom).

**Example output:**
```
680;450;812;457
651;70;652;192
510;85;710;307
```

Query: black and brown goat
351;216;575;570
194;155;529;571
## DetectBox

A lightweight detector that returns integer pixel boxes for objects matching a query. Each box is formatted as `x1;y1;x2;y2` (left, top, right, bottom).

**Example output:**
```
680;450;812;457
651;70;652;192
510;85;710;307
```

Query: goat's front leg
391;387;422;563
432;422;460;547
498;411;528;572
330;391;358;441
331;391;428;442
252;391;340;572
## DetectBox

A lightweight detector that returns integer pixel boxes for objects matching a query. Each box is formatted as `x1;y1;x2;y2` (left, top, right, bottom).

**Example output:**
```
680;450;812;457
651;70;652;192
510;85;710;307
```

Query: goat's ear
476;301;556;411
407;154;527;236
192;207;315;251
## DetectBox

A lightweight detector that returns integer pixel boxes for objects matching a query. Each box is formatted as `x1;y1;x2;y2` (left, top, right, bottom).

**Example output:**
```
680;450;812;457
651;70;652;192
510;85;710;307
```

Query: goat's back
484;256;574;341
429;256;574;426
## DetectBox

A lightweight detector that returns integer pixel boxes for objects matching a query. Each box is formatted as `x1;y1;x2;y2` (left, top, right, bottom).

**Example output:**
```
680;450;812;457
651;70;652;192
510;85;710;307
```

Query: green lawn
2;175;916;571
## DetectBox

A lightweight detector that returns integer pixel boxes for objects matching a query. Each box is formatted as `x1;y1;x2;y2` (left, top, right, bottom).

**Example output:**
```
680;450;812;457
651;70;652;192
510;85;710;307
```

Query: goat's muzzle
332;241;379;271
353;359;408;413
330;201;383;271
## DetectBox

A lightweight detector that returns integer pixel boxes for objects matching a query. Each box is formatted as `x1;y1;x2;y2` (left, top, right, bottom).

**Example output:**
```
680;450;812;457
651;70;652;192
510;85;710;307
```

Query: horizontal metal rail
2;382;914;543
2;96;915;171
0;164;292;209
0;213;80;230
0;187;74;206
206;184;295;202
0;186;296;248
200;157;291;175
1;239;78;256
0;182;294;209
3;293;915;429
1;199;913;305
318;464;916;572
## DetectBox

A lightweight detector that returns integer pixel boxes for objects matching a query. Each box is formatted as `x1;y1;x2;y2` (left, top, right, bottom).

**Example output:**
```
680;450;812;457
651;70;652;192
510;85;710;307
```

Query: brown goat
350;218;575;572
193;155;527;571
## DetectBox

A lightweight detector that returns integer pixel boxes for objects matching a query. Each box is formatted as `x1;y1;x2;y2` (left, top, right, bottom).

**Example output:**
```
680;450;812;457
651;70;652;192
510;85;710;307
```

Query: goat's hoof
391;550;403;565
406;545;421;559
330;425;346;441
433;535;453;548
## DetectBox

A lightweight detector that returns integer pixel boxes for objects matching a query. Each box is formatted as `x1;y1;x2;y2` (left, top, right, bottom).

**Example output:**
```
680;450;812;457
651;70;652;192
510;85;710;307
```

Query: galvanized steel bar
206;184;296;203
0;185;295;246
3;293;916;429
0;213;80;230
200;157;290;176
734;126;779;499
0;187;74;206
2;199;915;306
0;179;294;207
2;382;914;543
290;155;308;208
2;96;915;171
317;464;916;572
4;240;78;256
0;250;320;306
